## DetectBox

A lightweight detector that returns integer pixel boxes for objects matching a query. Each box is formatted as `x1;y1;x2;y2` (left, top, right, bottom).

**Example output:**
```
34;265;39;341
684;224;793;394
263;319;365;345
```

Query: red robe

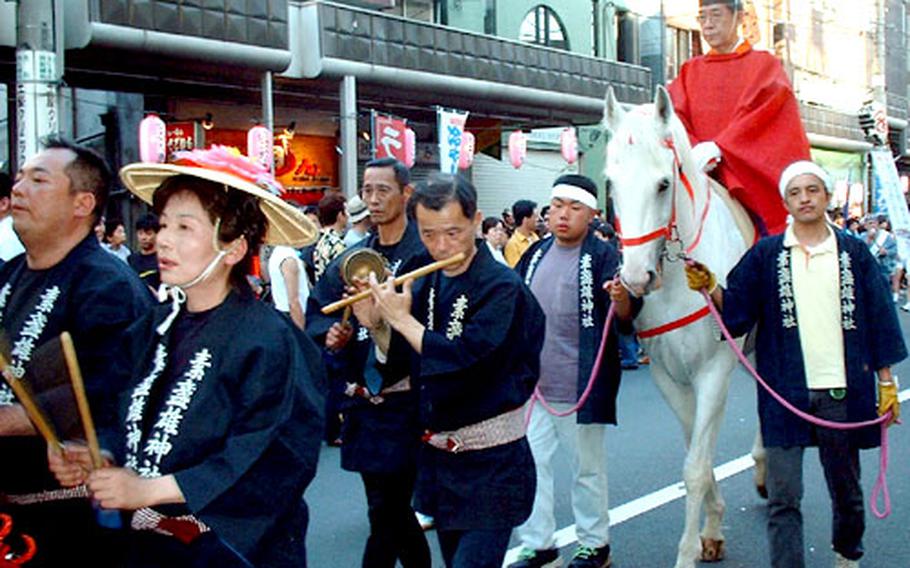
668;42;810;236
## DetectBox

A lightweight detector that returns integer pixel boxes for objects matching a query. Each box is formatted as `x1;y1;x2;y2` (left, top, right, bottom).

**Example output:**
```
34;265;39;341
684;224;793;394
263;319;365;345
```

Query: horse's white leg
751;428;768;499
677;357;733;568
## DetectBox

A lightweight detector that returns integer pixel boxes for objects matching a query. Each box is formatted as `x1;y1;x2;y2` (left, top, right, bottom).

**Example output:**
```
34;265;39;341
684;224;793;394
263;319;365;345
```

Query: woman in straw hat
49;146;326;567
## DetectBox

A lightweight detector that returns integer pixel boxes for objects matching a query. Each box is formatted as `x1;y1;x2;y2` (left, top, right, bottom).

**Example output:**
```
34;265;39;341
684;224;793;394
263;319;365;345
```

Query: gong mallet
0;353;63;453
322;252;467;315
60;332;103;470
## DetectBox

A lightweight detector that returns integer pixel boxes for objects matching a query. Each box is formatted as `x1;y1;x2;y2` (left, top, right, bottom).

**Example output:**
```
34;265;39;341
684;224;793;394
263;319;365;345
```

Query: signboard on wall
166;122;202;155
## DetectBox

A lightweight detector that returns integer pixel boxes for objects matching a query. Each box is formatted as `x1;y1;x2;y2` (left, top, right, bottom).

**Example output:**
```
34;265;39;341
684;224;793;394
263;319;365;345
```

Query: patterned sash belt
131;507;210;545
4;485;89;505
422;406;526;453
344;376;411;405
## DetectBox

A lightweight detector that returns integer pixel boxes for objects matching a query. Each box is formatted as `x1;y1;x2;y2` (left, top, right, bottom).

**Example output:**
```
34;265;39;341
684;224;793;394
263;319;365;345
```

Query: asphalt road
305;313;910;568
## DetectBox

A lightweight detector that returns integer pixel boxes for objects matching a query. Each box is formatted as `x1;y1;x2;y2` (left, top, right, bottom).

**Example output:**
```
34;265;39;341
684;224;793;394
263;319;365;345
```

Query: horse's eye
657;178;671;193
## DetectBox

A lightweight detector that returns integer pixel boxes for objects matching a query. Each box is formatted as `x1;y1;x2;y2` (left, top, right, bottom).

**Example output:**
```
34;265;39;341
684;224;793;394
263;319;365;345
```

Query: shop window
665;26;702;82
369;0;436;23
519;5;569;51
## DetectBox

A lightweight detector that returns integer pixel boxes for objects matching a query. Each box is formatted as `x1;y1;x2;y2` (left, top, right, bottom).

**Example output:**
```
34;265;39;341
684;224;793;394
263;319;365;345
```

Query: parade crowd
0;1;905;568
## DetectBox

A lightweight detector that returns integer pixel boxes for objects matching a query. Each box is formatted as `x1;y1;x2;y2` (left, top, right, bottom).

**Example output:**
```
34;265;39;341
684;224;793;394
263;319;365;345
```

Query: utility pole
16;0;61;167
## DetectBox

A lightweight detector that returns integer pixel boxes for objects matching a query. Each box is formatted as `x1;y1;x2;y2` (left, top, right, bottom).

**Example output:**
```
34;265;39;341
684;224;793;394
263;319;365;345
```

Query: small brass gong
341;248;390;285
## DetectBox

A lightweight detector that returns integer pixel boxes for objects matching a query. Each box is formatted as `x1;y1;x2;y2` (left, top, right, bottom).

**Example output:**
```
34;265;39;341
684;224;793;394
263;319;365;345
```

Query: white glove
691;141;722;173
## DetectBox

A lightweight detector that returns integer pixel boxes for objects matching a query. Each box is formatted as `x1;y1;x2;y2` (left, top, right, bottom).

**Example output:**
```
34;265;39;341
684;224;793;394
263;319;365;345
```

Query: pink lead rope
699;289;895;519
525;303;616;426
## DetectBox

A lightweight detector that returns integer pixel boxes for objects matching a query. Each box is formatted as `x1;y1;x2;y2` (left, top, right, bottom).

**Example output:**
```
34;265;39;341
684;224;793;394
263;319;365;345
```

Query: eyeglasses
696;9;730;24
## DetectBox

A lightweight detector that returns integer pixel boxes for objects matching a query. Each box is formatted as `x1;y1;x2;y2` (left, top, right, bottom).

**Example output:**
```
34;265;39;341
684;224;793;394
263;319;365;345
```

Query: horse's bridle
618;136;711;264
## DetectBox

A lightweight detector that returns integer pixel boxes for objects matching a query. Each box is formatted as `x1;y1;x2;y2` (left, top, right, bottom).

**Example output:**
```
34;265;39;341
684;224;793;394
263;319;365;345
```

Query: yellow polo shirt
504;230;539;268
784;226;847;389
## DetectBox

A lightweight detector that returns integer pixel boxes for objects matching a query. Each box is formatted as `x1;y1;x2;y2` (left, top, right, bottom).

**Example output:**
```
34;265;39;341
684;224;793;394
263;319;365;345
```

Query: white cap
346;196;370;223
779;160;833;197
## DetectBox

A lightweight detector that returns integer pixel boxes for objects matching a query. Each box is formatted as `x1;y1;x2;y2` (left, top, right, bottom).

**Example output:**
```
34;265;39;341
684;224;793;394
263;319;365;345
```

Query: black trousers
360;470;430;568
437;528;513;568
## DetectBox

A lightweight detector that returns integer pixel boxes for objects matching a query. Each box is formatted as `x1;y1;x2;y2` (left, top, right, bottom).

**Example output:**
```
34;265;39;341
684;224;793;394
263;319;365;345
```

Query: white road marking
502;388;910;566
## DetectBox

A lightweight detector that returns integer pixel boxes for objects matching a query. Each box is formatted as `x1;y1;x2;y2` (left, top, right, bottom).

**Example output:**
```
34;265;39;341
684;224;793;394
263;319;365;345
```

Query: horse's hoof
700;537;725;562
755;484;768;499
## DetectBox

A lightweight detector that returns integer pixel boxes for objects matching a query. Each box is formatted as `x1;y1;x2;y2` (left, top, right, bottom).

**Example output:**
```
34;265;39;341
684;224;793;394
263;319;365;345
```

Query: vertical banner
16;50;58;166
437;107;469;175
372;112;409;163
871;148;910;261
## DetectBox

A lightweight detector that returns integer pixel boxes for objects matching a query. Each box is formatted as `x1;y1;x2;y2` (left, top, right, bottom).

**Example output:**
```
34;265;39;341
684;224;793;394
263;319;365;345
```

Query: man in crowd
362;173;545;567
512;175;639;568
269;240;310;330
504;199;539;267
0;172;24;262
312;193;349;282
668;0;810;236
344;195;372;248
128;213;160;291
685;161;905;568
306;157;430;568
0;138;152;567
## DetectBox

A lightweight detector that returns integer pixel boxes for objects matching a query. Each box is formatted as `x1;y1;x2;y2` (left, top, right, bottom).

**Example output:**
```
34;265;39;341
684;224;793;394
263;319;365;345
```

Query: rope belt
423;406;525;453
344;377;411;405
132;507;211;545
3;485;89;506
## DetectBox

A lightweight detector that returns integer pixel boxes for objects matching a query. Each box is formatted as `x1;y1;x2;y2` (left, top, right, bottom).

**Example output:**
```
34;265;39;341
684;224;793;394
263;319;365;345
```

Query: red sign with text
372;114;408;163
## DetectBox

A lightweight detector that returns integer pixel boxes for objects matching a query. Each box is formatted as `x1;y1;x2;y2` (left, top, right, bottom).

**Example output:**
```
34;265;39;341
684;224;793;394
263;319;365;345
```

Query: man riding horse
668;0;811;236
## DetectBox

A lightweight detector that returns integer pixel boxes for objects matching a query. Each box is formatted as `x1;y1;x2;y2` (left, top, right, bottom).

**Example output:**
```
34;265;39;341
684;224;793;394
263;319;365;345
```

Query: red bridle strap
637;306;711;339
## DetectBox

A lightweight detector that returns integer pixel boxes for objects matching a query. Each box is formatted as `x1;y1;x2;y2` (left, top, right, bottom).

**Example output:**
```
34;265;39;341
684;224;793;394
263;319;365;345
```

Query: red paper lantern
560;127;578;164
509;131;527;169
139;114;167;164
247;125;273;170
404;128;416;168
458;131;475;170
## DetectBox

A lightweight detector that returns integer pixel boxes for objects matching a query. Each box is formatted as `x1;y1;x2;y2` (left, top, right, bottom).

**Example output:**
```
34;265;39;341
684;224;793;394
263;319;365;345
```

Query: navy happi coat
722;229;907;448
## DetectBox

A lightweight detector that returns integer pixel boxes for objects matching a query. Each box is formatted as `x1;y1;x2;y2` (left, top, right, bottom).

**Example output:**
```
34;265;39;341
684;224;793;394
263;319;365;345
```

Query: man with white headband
668;0;810;236
685;160;905;568
511;174;639;568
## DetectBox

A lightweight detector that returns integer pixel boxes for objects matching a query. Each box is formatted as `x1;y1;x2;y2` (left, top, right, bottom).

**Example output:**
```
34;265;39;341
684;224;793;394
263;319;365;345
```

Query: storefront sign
166;122;202;155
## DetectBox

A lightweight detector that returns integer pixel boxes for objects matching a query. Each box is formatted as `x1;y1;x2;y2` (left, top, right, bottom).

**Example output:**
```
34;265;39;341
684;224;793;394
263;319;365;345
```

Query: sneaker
902;301;910;312
415;511;434;531
508;547;561;568
834;552;859;568
568;544;611;568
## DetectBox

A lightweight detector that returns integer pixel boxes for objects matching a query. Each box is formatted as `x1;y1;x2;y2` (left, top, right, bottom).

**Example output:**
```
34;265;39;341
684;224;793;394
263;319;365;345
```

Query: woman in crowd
49;147;325;567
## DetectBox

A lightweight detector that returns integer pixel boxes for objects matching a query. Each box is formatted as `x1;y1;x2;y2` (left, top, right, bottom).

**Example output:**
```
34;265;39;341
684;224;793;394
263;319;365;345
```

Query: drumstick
322;252;466;315
341;305;352;327
60;332;103;470
0;353;63;452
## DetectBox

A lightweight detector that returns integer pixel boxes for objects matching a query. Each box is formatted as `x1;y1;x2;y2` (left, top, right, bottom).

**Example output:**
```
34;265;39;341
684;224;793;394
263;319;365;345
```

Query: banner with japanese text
371;112;409;162
437;107;469;175
871;148;910;261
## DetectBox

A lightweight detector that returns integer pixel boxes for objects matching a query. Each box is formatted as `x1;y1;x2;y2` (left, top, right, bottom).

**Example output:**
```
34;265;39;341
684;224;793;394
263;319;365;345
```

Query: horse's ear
654;85;675;126
603;86;624;132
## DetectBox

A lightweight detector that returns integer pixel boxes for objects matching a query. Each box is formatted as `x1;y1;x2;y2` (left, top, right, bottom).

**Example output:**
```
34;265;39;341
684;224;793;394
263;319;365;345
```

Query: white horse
603;85;766;568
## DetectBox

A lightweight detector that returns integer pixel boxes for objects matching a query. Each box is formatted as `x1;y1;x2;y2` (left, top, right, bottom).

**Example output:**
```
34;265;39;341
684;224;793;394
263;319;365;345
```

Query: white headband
779;161;833;197
551;184;598;210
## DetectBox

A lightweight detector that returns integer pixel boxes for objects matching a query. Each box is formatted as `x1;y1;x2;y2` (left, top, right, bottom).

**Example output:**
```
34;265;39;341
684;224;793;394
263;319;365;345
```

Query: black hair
318;193;347;226
409;173;477;220
135;213;160;232
512;199;537;227
481;216;502;235
104;218;125;239
364;157;411;189
41;136;112;223
152;175;267;291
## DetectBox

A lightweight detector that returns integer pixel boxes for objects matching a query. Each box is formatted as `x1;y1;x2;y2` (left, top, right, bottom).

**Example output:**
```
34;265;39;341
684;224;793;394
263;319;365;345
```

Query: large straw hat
120;146;318;247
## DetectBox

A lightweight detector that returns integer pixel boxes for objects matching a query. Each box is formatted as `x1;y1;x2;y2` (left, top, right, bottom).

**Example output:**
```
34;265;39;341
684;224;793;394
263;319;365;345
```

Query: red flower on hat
173;146;285;196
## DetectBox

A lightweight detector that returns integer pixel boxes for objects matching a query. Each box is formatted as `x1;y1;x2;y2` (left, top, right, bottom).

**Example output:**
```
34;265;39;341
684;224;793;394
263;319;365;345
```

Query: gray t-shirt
529;242;581;403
